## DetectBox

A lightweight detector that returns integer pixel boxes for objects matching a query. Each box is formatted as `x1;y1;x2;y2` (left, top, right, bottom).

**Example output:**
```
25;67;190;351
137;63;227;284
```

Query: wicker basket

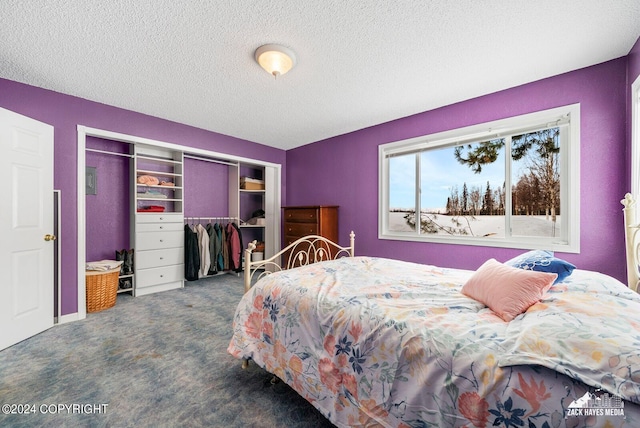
85;267;120;313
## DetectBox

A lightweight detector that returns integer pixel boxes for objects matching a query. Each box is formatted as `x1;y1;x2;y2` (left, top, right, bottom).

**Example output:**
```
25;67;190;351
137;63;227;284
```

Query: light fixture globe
255;44;296;77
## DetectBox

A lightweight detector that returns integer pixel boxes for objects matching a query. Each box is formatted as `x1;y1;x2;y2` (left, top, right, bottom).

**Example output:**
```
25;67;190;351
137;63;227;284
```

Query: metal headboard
243;231;355;292
622;193;640;292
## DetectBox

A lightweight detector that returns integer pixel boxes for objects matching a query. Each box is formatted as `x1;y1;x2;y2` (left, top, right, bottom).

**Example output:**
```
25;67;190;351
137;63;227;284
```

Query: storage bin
240;177;265;190
85;267;120;313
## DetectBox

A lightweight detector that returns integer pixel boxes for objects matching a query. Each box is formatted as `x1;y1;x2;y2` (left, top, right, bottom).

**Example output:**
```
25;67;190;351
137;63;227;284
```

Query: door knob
44;234;57;241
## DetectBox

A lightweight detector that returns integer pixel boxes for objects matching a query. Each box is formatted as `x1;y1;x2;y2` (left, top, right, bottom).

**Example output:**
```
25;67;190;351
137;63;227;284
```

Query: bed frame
243;231;355;293
622;193;640;292
240;231;355;370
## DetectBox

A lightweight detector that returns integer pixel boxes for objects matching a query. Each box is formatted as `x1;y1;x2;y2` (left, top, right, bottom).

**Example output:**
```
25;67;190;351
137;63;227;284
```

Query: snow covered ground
388;211;560;238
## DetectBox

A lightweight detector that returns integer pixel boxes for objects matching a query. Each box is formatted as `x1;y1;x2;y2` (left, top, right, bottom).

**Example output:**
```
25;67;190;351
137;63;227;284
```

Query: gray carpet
0;274;335;427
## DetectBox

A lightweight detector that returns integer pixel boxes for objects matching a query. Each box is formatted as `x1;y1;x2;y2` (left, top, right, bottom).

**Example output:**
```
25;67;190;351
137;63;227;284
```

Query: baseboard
56;312;83;325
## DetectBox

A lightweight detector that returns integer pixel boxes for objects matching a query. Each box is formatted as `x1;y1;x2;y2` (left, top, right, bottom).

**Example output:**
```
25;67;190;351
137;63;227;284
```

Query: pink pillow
461;258;557;321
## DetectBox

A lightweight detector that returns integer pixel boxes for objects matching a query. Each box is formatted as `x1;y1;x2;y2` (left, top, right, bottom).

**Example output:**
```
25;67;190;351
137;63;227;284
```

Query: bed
228;199;640;427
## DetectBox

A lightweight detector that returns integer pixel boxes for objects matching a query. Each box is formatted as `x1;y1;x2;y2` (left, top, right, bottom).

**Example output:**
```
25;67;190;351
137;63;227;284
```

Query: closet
182;155;253;281
82;128;281;299
85;138;136;296
133;144;184;296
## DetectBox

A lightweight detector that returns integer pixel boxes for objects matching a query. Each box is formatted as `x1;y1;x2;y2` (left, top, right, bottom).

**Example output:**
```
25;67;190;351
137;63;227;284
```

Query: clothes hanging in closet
214;223;224;272
195;224;210;278
184;224;200;281
183;220;243;280
227;222;244;272
205;223;218;275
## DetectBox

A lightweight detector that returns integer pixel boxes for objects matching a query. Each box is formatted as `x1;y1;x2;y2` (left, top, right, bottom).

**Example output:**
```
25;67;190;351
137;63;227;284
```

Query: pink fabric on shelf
137;175;159;185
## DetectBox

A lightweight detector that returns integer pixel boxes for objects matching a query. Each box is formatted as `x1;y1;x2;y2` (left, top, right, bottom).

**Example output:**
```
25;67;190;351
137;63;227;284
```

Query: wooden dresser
282;206;338;266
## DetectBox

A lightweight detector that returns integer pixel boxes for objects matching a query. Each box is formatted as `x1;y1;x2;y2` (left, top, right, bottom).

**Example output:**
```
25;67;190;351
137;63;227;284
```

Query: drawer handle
159;217;163;220
160;274;164;278
159;257;164;260
160;239;164;242
159;226;164;229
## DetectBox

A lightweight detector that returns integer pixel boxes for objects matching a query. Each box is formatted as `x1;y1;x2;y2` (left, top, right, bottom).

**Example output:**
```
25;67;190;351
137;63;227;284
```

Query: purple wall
628;37;640;87
287;57;630;282
85;137;131;262
183;157;230;218
0;78;286;316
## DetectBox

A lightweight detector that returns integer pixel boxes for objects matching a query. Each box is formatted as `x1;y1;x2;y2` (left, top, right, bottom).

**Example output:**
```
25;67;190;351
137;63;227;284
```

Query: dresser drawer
136;248;184;269
284;208;317;223
136;213;183;224
136;222;183;233
284;222;318;236
136;230;183;251
136;265;183;288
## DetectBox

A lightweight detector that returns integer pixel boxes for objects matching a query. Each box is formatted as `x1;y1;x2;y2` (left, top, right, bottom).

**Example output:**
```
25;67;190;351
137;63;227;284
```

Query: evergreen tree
462;182;468;215
483;181;494;215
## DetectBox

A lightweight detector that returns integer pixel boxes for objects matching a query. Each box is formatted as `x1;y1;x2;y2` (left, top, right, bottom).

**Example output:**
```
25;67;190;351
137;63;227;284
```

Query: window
632;75;640;200
379;104;580;252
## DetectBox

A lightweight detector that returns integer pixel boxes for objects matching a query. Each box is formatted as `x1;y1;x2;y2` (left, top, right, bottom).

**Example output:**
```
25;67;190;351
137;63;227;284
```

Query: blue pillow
505;250;576;284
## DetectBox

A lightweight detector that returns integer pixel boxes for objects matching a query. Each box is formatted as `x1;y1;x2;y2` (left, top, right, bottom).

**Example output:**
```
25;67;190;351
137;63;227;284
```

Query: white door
0;107;54;350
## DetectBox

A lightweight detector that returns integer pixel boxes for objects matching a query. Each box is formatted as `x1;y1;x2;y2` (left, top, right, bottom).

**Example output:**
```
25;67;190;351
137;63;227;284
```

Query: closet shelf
137;197;182;202
137;155;182;166
136;184;183;190
136;169;182;178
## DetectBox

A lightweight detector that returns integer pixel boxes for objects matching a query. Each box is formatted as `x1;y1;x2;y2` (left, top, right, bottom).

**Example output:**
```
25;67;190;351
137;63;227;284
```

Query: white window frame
379;104;580;253
632;75;640;202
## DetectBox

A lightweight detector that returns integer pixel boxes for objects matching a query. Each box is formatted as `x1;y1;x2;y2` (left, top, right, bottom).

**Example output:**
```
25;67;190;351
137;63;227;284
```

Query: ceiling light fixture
255;44;296;78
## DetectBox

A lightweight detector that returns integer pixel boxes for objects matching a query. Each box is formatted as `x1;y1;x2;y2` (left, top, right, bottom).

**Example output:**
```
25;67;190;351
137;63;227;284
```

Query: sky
389;142;529;211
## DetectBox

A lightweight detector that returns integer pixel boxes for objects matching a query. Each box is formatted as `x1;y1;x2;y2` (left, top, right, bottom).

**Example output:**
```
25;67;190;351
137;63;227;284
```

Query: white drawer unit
134;216;184;296
135;265;183;289
136;213;183;224
136;230;183;251
136;248;184;270
135;221;183;233
132;145;184;297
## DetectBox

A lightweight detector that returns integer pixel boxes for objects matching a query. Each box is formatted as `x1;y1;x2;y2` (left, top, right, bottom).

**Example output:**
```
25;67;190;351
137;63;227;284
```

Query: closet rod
183;154;238;167
184;216;241;222
86;148;134;158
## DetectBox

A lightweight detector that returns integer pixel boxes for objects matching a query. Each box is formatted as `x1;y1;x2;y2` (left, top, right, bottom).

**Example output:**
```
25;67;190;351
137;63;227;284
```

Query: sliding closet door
263;165;281;268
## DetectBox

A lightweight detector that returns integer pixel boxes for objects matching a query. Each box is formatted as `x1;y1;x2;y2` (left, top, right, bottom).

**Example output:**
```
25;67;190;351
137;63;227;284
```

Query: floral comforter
228;256;640;427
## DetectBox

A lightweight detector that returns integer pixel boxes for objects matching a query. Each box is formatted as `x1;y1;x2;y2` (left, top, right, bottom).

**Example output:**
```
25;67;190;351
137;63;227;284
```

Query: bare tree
470;186;481;216
513;128;560;222
454;128;560;219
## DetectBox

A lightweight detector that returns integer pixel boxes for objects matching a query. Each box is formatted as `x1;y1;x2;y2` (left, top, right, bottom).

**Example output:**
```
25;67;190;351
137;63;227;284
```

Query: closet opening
77;126;281;320
84;137;135;297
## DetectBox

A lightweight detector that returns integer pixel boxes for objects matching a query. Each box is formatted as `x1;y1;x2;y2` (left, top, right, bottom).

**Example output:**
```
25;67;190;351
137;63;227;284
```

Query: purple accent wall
287;57;630;282
0;78;286;316
627;37;640;189
628;37;640;86
183;157;230;218
85;137;131;262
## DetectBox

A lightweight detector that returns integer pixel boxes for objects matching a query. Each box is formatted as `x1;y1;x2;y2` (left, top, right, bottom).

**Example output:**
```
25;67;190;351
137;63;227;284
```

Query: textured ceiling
1;1;639;150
